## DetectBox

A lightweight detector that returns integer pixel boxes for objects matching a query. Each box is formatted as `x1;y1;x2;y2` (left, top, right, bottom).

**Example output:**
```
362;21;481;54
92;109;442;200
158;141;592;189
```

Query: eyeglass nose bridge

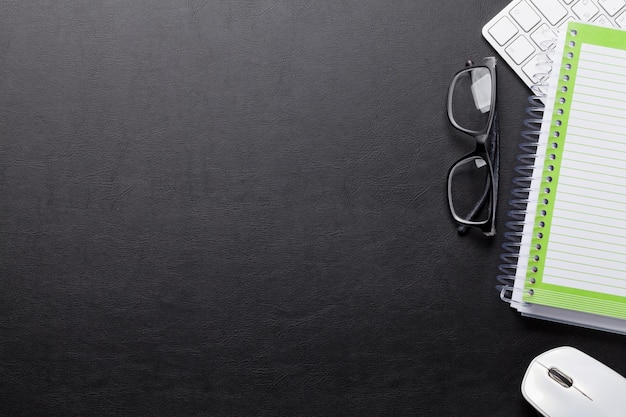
474;132;489;145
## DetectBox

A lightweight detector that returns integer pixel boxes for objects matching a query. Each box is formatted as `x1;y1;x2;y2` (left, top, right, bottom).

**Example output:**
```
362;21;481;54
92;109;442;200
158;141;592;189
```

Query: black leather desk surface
1;1;624;416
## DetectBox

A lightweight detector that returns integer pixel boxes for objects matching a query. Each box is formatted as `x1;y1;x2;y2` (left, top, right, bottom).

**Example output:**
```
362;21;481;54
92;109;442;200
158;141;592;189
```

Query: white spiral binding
497;31;558;305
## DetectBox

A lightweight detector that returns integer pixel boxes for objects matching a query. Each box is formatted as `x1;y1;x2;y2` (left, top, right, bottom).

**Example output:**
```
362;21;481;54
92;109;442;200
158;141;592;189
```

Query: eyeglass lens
449;67;492;133
449;156;492;224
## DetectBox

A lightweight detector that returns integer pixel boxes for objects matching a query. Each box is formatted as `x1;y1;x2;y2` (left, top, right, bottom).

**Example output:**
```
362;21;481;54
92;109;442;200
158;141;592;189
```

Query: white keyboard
482;0;626;89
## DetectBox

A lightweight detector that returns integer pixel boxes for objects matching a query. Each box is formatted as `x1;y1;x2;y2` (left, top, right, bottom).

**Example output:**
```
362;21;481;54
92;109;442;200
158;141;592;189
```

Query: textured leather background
1;1;624;416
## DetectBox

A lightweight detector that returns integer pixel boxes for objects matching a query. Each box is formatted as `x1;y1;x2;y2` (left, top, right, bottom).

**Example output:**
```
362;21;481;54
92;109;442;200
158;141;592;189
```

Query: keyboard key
530;0;568;25
505;36;535;65
616;9;626;26
522;54;549;83
599;0;626;16
594;14;614;26
488;16;519;45
573;0;599;20
510;1;541;31
530;24;557;50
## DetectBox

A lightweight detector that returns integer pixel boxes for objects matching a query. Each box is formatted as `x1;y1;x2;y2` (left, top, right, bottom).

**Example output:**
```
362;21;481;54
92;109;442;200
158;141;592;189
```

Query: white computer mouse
522;346;626;417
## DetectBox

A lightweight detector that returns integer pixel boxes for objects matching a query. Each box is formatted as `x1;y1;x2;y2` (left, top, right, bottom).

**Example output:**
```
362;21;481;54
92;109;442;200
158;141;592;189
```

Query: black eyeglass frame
446;56;499;237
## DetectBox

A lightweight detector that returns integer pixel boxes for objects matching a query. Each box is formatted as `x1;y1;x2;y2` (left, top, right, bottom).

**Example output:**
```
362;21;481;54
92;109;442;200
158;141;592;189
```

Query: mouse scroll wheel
548;367;574;388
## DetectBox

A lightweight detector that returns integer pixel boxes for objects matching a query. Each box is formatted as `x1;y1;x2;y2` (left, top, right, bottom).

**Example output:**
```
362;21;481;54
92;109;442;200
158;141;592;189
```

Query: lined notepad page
521;22;626;320
545;43;626;298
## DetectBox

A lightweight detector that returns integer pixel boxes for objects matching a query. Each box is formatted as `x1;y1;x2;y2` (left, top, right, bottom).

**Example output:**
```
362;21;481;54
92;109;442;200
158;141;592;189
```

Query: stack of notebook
499;21;626;334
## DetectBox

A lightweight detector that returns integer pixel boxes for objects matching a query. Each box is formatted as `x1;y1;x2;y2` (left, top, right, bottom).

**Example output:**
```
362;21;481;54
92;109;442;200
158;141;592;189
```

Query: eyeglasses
446;57;499;237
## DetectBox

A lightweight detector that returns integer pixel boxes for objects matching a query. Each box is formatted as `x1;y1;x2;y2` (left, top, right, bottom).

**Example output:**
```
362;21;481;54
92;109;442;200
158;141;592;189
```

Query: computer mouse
522;346;626;417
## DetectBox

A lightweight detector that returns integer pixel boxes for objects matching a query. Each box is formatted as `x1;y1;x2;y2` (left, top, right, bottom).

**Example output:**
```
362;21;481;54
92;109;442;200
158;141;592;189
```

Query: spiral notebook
499;21;626;334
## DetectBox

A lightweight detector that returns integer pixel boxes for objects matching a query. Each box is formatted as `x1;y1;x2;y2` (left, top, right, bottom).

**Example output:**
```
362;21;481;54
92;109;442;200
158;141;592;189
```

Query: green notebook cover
522;22;626;320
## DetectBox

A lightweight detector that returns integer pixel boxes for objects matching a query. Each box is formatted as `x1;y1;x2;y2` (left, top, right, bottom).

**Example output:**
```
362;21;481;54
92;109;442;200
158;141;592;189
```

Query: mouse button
563;354;620;387
538;346;584;368
575;369;626;405
522;362;570;416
